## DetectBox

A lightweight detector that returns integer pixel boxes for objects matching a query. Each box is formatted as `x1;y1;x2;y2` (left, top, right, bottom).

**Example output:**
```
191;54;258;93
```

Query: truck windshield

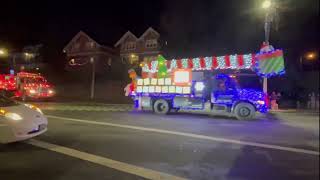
0;95;18;107
233;75;262;90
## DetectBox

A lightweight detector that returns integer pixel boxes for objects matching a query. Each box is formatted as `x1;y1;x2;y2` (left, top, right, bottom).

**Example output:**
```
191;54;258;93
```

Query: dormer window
145;39;157;48
124;42;136;50
86;42;95;48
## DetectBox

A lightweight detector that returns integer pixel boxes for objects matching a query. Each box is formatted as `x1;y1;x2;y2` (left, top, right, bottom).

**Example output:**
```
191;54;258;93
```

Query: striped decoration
142;53;255;74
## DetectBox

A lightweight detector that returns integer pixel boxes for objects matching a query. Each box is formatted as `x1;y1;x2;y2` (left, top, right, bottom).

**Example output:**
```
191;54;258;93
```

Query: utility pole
90;57;95;100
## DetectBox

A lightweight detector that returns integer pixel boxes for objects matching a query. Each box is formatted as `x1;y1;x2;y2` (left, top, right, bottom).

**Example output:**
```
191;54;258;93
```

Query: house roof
114;31;138;47
63;31;99;52
138;27;160;40
63;30;117;54
114;27;160;47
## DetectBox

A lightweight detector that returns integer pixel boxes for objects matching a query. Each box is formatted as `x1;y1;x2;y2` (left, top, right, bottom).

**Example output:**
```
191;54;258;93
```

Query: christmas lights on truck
0;72;55;101
125;43;285;120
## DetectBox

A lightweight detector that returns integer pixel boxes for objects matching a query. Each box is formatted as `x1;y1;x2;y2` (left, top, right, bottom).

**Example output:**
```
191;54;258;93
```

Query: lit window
145;39;157;48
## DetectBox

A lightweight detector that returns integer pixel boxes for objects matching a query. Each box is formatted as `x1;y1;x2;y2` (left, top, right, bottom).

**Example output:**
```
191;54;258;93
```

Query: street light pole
90;57;95;100
262;0;275;94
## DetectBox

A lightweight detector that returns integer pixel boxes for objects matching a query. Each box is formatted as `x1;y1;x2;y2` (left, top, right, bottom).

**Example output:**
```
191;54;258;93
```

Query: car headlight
29;89;36;94
24;104;43;114
4;112;23;121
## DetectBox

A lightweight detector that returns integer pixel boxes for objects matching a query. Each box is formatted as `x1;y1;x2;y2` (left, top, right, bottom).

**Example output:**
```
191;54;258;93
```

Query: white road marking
0;124;7;127
27;139;187;180
47;115;320;156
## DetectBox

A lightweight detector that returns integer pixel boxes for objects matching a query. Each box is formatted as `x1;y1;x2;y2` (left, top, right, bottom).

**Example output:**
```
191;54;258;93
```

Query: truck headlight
48;89;54;94
5;112;23;121
194;82;205;91
257;100;265;105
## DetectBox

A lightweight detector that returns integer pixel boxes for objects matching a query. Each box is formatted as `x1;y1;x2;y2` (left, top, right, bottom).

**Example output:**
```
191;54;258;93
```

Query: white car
0;95;47;143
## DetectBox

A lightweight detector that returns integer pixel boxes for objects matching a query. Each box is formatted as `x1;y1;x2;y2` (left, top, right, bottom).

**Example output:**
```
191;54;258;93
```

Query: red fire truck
0;72;55;101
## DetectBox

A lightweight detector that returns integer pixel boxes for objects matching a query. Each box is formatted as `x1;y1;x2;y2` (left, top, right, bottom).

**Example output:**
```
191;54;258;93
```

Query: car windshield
0;95;18;107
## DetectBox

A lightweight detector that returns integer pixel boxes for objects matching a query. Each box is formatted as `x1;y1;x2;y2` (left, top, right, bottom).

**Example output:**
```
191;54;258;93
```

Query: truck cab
209;73;268;119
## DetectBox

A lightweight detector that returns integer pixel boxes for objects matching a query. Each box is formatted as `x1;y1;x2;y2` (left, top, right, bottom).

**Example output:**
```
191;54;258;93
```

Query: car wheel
153;99;170;115
234;102;255;120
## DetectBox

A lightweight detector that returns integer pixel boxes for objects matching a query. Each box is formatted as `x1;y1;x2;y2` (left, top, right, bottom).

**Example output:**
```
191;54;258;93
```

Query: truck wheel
234;102;255;120
153;99;170;115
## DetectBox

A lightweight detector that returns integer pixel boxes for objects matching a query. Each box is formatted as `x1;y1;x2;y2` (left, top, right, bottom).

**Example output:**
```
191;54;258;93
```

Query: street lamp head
262;0;271;9
0;48;8;56
306;52;317;60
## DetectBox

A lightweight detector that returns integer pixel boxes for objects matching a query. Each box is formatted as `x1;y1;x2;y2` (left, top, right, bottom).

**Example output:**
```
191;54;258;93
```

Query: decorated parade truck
125;43;285;120
0;72;55;101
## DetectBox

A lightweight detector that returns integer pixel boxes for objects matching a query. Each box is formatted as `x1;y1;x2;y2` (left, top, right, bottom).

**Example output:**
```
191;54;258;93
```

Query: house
63;31;119;75
114;27;161;65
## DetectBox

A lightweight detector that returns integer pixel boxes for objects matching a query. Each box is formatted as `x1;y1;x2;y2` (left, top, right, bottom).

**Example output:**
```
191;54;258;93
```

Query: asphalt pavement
0;103;319;180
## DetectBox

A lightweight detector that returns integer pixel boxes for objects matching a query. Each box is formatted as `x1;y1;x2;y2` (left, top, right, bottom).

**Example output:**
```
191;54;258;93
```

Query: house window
145;39;157;48
129;54;139;64
86;42;95;48
124;42;136;50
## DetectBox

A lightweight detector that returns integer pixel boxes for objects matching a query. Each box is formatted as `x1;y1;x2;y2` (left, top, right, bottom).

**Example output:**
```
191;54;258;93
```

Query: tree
157;55;167;78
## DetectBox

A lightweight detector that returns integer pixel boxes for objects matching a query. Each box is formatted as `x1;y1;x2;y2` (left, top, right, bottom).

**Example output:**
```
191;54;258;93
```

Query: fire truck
0;72;55;101
127;46;285;120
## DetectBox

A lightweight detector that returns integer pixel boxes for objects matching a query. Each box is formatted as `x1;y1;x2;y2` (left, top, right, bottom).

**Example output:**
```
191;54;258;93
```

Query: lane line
0;124;8;127
27;139;187;180
47;115;320;156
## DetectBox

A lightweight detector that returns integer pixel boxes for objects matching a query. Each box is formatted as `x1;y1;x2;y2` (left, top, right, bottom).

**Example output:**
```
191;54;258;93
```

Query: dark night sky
0;0;319;60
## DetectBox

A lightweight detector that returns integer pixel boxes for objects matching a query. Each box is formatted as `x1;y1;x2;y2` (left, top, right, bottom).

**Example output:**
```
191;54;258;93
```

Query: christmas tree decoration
157;55;167;78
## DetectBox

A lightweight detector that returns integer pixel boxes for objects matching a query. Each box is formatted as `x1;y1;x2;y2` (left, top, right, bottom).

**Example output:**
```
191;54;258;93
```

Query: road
1;103;319;180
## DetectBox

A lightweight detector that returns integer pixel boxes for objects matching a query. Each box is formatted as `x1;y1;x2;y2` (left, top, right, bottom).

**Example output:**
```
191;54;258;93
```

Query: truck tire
153;99;170;115
234;102;255;120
